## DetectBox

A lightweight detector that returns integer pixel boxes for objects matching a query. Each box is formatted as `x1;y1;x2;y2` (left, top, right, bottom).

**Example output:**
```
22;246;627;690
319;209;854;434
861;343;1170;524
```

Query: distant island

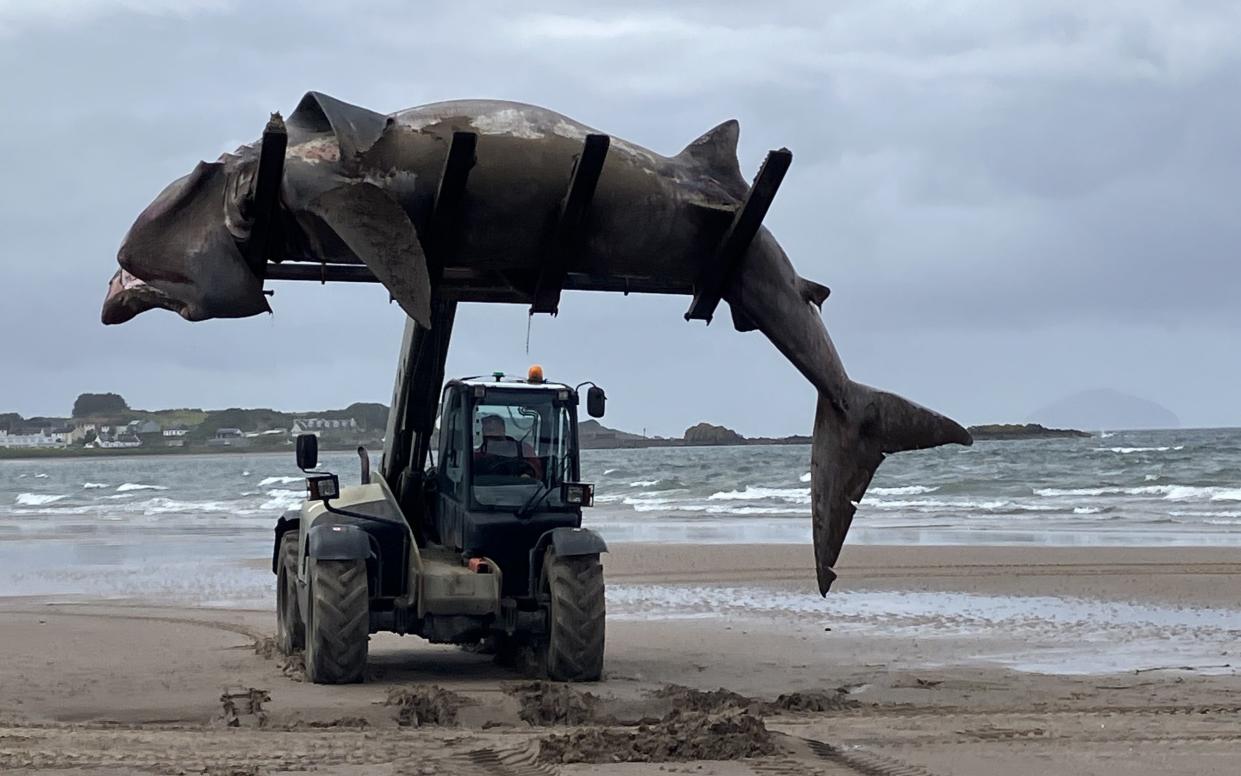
1031;389;1179;430
967;423;1091;441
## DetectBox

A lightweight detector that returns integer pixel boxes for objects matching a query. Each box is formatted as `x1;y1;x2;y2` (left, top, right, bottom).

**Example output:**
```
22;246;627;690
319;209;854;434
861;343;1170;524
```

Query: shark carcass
101;92;972;593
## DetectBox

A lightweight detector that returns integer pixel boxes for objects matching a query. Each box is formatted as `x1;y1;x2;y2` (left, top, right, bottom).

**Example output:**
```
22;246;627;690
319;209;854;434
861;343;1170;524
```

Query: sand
2;544;1240;775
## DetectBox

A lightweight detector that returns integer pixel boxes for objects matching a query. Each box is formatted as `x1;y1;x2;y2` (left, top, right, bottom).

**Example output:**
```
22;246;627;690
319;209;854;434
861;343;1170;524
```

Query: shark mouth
101;268;187;324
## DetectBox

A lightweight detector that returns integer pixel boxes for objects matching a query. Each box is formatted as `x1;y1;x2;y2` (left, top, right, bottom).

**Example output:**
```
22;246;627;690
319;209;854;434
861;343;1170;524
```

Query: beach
3;543;1239;775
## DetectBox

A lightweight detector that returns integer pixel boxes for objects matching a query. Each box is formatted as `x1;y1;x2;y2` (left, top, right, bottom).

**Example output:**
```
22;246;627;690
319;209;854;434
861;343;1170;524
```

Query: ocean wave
131;497;237;515
1098;446;1185;454
707;486;810;504
603;468;618;475
34;473;49;479
258;476;302;486
1073;507;1104;515
864;498;1059;513
260;488;304;511
625;501;802;515
800;472;811;482
628;480;659;487
870;485;939;496
1170;510;1241;520
116;483;168;492
16;493;68;506
82;482;110;489
1034;484;1241;502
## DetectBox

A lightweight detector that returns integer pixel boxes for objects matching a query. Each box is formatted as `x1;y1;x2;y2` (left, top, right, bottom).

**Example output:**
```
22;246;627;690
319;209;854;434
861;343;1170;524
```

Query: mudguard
307;522;373;561
548;526;608;557
272;511;300;574
528;526;608;594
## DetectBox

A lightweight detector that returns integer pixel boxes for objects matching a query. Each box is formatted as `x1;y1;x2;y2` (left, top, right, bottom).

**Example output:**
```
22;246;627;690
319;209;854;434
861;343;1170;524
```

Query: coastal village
0;392;385;454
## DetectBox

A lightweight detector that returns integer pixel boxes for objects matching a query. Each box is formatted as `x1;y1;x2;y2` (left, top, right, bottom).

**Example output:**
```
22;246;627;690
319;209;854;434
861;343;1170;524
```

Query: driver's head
480;414;506;440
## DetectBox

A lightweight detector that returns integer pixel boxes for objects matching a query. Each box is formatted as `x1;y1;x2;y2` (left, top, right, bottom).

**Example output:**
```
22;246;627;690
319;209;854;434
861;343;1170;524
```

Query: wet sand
2;544;1240;774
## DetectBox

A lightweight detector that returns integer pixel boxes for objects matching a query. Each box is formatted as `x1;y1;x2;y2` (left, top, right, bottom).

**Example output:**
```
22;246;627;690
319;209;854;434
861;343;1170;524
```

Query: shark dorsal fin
678;119;747;200
287;91;388;163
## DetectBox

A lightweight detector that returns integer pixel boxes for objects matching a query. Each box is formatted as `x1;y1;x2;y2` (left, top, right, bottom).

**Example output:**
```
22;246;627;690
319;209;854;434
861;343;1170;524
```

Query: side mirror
296;433;318;471
586;386;606;418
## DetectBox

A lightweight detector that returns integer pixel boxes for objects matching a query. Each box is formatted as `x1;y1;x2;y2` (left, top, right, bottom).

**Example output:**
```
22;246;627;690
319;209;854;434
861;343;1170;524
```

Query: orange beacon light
527;364;545;383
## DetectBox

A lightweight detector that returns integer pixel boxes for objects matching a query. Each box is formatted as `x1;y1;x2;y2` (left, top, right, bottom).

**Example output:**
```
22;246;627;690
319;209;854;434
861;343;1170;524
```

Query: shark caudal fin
810;383;972;595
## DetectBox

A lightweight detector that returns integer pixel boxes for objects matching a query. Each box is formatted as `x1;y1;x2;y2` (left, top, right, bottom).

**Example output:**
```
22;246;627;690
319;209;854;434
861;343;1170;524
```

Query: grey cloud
1;0;1238;433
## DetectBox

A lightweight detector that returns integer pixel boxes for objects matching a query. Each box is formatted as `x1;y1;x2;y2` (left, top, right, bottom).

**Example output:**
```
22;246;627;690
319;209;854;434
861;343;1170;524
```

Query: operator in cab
474;414;545;479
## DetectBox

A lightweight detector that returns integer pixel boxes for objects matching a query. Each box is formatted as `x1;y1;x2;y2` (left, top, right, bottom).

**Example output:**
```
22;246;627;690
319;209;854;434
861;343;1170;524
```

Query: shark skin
102;92;972;593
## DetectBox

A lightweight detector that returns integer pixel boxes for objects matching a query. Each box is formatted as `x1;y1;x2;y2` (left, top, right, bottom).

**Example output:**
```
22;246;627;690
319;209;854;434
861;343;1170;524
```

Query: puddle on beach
609;584;1241;676
5;532;1239;676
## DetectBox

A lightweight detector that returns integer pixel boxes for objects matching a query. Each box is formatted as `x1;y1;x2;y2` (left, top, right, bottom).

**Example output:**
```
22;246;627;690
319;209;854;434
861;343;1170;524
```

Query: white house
291;418;357;435
92;434;142;449
0;429;70;448
162;427;189;437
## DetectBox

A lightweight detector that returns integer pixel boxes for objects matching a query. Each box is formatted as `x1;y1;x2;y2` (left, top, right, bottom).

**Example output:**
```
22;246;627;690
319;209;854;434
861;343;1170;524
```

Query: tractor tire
275;533;304;654
542;547;605;681
305;558;369;684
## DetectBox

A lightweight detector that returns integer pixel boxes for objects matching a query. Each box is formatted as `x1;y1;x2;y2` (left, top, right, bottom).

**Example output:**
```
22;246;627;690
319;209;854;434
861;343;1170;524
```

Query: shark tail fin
810;383;972;595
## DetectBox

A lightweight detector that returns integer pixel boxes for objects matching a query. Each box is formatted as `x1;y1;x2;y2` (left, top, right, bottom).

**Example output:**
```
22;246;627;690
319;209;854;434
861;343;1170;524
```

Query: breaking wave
1035;485;1241;502
258;475;302;486
708;486;810;503
82;482;110;489
870;485;939;496
260;488;304;511
1099;446;1185;454
16;493;68;506
116;483;168;492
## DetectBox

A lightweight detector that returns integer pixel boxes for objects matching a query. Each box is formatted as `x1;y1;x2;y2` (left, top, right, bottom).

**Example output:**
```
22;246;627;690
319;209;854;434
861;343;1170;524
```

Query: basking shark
102;92;971;593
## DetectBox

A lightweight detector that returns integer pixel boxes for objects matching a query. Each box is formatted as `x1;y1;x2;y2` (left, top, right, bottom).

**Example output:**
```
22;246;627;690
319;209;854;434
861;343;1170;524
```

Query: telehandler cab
273;364;609;684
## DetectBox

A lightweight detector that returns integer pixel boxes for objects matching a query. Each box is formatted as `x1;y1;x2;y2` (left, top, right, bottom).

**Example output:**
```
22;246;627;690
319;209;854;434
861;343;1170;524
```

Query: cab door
434;387;469;547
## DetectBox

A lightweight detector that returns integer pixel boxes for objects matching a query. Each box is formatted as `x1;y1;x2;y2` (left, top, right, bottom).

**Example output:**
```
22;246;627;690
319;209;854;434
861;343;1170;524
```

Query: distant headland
1;392;1090;459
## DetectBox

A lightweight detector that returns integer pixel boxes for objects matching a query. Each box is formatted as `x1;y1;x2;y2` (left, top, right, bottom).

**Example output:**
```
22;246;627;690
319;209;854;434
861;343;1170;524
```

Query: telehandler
274;363;608;684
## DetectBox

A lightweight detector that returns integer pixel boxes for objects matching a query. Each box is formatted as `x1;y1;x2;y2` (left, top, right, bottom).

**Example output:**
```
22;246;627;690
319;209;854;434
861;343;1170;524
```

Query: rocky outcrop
968;423;1090;440
682;423;745;445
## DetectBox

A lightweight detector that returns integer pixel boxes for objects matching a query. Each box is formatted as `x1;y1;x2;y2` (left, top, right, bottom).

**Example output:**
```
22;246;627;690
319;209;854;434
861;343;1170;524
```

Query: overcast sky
1;1;1238;435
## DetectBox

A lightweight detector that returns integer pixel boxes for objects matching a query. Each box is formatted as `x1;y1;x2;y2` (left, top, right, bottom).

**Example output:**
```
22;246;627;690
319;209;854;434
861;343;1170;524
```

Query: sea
2;427;1239;606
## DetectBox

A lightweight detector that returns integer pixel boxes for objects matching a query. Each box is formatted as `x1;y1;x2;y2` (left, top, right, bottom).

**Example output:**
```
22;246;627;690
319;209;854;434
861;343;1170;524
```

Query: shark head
102;154;272;325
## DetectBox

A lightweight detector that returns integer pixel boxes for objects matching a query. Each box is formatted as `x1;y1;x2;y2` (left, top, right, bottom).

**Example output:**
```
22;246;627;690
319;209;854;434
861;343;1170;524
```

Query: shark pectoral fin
799;278;831;309
728;300;759;332
307;182;432;327
811;385;972;595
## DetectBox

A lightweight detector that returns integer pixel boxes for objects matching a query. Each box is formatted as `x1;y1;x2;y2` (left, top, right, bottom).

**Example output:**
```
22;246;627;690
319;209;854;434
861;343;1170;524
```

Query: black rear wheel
542;547;605;681
276;533;304;655
305;558;369;684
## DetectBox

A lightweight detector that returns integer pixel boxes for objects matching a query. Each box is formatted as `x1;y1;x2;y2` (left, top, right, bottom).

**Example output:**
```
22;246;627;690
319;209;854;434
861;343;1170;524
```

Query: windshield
471;391;575;508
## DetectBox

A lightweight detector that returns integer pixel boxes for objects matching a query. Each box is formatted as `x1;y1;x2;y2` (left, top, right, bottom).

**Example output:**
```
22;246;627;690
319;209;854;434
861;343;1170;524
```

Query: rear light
467;557;491;573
